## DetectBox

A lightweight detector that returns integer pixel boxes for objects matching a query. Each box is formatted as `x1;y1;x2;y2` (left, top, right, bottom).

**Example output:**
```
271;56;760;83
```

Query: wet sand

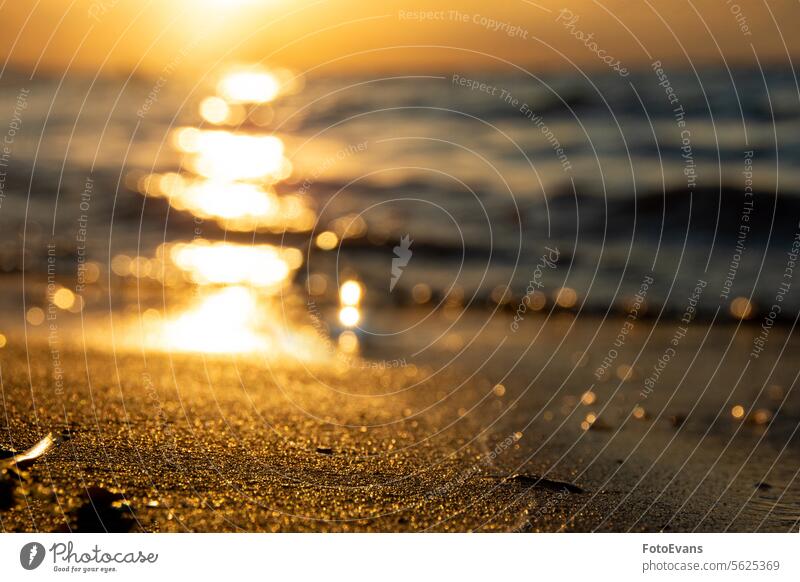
1;307;798;533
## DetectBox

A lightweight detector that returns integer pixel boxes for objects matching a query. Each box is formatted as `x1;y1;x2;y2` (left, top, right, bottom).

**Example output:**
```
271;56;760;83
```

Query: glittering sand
1;311;799;532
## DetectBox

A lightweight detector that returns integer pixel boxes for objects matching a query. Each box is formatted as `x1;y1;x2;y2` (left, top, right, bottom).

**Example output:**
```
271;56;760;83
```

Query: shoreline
1;308;797;532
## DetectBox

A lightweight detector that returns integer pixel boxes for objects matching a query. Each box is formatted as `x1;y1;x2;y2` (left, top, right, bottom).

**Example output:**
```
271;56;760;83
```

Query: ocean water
2;65;799;320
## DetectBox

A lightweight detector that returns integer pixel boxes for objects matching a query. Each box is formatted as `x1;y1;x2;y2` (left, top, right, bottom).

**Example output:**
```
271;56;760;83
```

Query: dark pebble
669;414;686;428
505;474;584;494
73;486;136;532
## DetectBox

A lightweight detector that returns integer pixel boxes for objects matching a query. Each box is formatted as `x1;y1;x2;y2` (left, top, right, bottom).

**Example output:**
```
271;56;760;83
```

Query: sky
1;0;799;77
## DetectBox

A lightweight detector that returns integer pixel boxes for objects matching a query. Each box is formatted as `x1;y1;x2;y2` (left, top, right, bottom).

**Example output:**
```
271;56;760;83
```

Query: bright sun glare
218;70;281;104
169;240;300;288
161;286;266;353
172;128;288;181
129;64;325;358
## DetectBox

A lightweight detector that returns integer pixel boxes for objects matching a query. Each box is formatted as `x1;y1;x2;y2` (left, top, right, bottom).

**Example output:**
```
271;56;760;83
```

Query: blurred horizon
2;0;800;77
4;0;800;332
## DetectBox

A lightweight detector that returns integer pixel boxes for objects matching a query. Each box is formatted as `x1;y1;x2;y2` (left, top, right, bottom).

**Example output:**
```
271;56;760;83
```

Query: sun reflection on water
138;173;315;232
152;285;329;358
199;96;245;125
172;127;289;182
218;70;281;104
338;280;363;329
128;65;347;358
160;286;267;353
169;240;300;288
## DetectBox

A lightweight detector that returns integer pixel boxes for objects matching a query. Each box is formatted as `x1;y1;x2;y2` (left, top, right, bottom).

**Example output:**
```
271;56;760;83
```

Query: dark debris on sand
1;340;798;532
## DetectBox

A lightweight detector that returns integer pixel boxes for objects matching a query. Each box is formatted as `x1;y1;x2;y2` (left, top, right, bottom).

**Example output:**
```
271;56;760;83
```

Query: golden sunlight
167;176;277;219
338;280;363;328
209;0;263;5
172;128;288;182
151;286;330;357
199;96;232;124
139;173;316;233
339;280;363;307
161;286;267;353
338;306;360;328
218;69;281;104
169;240;299;288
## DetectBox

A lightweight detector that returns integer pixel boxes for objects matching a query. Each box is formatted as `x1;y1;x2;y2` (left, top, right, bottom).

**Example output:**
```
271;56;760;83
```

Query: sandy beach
2;298;798;533
2;2;800;542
